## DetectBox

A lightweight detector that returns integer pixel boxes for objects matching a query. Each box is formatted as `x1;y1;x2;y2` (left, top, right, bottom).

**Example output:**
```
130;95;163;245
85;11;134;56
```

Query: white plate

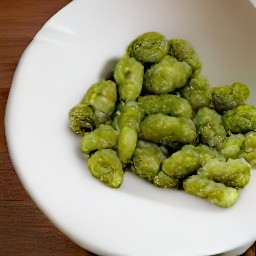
5;0;256;255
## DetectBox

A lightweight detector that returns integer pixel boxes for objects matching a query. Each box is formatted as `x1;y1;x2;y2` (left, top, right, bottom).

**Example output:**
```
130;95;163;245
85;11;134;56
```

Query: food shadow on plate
98;58;119;81
120;171;238;213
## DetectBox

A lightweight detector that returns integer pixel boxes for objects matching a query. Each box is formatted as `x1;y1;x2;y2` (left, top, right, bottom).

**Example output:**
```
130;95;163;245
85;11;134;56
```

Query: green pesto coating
69;103;95;134
132;148;161;181
70;33;254;202
162;146;201;178
193;107;226;149
221;134;245;159
117;101;144;131
222;105;256;133
240;150;256;168
117;126;137;164
144;55;192;94
139;114;196;144
82;80;117;113
116;101;144;164
138;94;192;118
240;132;256;167
114;54;144;101
184;144;222;166
211;82;250;113
132;140;166;181
80;124;118;155
153;171;179;188
199;158;250;188
127;32;169;63
88;149;123;188
181;71;212;110
169;39;202;72
93;110;111;127
183;175;239;208
136;140;166;162
244;131;256;152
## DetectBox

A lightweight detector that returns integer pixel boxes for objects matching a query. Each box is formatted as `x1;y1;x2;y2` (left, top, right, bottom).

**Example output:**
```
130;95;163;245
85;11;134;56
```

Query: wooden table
0;1;94;255
0;1;255;255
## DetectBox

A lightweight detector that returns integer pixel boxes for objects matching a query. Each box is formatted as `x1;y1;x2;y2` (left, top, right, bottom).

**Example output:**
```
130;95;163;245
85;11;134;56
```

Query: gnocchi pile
69;32;256;207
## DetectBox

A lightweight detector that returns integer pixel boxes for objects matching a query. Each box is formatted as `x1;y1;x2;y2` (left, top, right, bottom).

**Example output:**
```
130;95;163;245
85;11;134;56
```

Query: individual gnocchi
69;31;255;207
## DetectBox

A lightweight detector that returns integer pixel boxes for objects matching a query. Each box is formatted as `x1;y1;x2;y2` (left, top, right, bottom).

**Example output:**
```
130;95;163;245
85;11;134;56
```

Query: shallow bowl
5;0;256;255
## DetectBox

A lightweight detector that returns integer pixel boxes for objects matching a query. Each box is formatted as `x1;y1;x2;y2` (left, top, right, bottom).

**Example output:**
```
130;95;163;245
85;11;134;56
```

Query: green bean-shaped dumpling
193;107;226;149
222;105;256;133
127;32;169;63
138;94;192;118
198;158;250;188
244;131;256;152
184;144;222;166
212;82;250;113
132;140;166;181
221;134;245;159
118;101;144;131
144;56;192;94
69;103;95;134
183;175;239;208
136;140;166;162
132;148;161;182
169;39;202;72
240;150;256;168
114;54;144;101
80;124;118;155
117;101;144;164
118;126;138;164
153;171;179;188
93;109;111;128
162;146;201;178
88;149;123;188
139;113;196;144
240;132;256;167
82;80;117;113
181;71;212;110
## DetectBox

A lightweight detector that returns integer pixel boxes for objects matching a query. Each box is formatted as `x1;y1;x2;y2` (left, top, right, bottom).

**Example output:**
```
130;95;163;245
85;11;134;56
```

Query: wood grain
0;0;94;255
0;0;255;255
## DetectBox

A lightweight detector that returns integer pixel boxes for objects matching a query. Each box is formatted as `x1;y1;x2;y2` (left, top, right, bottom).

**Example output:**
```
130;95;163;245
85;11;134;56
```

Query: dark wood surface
0;1;255;256
0;1;94;255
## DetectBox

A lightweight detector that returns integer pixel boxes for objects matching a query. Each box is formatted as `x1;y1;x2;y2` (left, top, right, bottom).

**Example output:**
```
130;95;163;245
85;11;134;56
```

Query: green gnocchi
69;31;255;208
